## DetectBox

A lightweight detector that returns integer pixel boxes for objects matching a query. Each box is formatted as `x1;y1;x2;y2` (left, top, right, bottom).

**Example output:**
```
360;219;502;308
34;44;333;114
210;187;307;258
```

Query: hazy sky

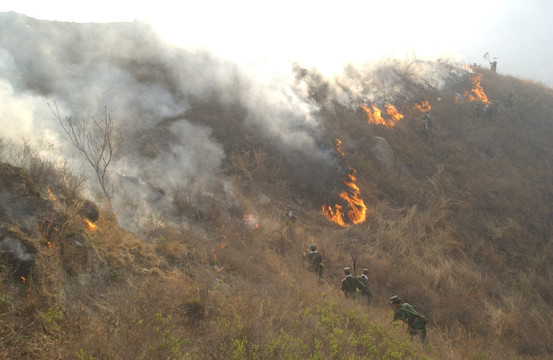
1;0;552;85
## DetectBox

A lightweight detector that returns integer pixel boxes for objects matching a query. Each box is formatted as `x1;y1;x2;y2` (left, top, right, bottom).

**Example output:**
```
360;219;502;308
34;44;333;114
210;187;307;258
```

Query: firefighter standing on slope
419;111;431;132
305;244;323;277
357;268;373;304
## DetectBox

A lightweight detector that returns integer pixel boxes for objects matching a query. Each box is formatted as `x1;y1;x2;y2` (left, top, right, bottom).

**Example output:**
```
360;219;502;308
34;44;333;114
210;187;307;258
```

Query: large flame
463;74;489;104
322;172;367;227
361;104;389;127
322;139;367;227
414;100;431;112
361;103;403;127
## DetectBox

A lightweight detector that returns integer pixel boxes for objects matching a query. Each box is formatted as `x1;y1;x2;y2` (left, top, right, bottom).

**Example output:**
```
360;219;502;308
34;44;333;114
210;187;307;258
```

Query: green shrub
0;293;13;312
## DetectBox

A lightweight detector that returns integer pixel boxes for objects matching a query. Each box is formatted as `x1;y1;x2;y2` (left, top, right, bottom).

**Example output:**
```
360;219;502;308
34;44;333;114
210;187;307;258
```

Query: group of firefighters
304;242;428;343
300;63;515;344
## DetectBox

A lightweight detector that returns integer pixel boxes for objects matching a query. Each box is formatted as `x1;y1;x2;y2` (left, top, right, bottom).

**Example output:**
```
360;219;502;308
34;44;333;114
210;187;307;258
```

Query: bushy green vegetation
1;66;553;359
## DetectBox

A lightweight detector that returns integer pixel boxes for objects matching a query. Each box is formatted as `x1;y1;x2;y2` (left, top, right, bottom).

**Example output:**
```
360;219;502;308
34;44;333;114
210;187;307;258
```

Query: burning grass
463;73;490;104
321;139;369;227
321;172;368;227
361;103;405;127
2;67;553;359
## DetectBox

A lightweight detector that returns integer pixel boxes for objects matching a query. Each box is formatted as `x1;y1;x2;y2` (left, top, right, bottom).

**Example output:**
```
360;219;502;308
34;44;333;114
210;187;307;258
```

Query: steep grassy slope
2;12;553;360
2;67;553;359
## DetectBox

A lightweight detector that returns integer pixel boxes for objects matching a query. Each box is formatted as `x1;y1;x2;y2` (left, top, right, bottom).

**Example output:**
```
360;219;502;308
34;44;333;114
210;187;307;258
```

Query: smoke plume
0;12;473;232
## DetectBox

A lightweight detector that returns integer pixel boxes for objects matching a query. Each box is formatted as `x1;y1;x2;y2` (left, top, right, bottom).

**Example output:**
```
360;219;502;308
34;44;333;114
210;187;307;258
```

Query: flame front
464;74;489;104
322;172;367;227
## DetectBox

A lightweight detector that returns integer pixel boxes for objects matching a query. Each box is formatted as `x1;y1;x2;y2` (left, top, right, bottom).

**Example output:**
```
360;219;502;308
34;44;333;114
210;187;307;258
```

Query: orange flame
463;74;489;104
361;103;403;127
322;172;367;227
47;188;56;201
335;138;345;156
322;138;368;226
384;104;404;121
362;104;389;127
414;100;431;112
82;217;99;231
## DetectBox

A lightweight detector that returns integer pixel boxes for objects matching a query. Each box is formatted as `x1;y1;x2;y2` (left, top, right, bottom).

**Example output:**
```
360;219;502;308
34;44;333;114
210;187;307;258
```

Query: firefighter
419;112;431;133
340;267;363;298
505;92;515;107
357;268;373;304
305;244;323;277
423;111;432;126
285;206;297;223
390;295;428;343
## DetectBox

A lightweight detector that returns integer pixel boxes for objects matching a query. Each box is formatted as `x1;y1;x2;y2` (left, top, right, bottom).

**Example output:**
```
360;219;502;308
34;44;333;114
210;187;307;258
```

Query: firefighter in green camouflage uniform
305;244;323;277
390;295;428;343
357;268;372;304
340;267;363;298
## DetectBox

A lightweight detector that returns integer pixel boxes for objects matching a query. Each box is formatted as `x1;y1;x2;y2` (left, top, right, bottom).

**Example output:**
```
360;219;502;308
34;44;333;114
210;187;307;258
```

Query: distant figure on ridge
305;244;323;277
390;295;429;343
484;52;497;72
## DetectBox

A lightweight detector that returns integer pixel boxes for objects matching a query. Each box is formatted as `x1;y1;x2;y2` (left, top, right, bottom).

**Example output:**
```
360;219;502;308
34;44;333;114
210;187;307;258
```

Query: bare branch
49;101;115;201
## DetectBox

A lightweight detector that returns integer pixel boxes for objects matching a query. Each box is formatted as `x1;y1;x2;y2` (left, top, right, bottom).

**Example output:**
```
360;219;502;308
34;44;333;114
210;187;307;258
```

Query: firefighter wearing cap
340;267;363;298
305;244;323;277
390;295;428;342
357;268;373;304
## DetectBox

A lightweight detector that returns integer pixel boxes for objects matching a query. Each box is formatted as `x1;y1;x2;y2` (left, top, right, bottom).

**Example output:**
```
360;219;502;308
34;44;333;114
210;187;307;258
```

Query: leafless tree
49;102;114;201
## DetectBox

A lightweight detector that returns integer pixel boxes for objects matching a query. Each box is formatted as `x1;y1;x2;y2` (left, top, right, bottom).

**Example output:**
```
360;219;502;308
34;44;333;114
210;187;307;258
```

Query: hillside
2;12;553;360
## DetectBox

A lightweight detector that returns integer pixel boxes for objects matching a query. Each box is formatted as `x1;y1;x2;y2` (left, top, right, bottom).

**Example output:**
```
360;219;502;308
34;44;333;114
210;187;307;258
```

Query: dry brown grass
2;66;553;359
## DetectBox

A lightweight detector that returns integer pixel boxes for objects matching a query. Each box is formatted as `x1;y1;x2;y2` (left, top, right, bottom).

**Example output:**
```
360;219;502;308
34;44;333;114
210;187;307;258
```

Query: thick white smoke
324;58;473;111
0;12;473;233
0;12;345;232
